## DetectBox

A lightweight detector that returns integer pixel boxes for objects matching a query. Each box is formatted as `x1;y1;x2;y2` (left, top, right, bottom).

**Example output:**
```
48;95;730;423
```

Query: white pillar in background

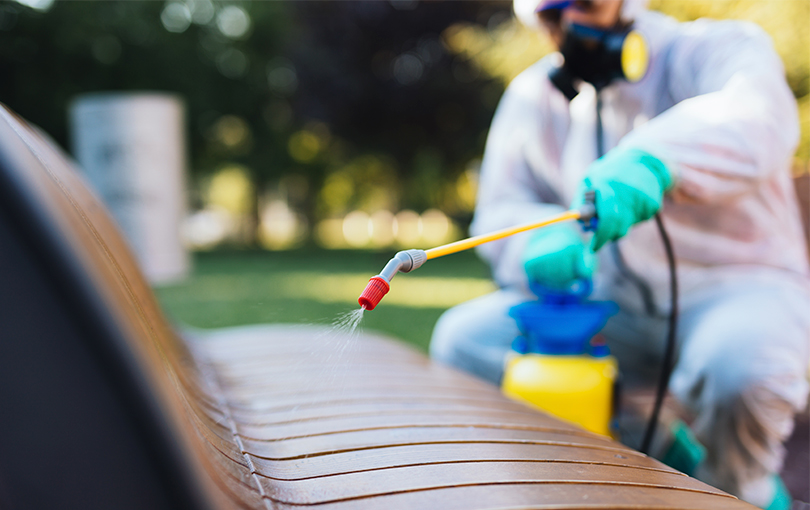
70;92;190;284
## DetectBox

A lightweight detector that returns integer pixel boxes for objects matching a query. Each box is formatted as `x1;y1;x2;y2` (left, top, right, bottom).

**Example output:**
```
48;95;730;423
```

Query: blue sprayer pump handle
511;277;618;356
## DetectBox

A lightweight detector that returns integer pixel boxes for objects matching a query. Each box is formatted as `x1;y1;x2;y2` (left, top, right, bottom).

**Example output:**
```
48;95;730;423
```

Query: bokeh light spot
259;199;306;250
216;5;251;39
189;0;215;25
216;48;248;78
161;2;191;33
182;207;234;250
420;209;450;245
288;130;322;163
267;59;298;96
393;53;424;85
207;165;253;214
394;210;421;246
315;219;346;249
370;210;395;247
210;115;252;151
342;210;372;247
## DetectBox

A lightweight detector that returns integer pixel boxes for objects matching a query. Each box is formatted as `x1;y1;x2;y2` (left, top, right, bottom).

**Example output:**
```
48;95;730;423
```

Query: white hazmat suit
430;5;810;507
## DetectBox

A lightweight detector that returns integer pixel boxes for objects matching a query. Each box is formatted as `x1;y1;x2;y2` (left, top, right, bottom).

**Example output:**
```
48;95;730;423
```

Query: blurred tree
0;0;509;240
283;1;507;217
0;0;294;184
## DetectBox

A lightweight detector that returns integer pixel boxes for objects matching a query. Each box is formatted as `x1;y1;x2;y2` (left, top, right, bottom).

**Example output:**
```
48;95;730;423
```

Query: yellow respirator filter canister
621;30;649;83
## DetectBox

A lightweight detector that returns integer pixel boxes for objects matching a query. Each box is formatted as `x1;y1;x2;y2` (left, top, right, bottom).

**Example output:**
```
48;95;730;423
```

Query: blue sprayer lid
509;279;618;356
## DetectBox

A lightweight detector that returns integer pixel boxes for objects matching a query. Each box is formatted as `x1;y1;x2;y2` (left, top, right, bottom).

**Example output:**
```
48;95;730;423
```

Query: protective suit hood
513;0;649;31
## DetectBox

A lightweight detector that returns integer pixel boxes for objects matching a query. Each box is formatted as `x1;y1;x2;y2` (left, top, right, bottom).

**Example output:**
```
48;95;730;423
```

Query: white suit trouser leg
429;280;810;504
668;281;810;505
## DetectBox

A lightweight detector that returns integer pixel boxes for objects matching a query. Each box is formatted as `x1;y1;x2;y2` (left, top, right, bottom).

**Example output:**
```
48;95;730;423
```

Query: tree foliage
0;0;509;223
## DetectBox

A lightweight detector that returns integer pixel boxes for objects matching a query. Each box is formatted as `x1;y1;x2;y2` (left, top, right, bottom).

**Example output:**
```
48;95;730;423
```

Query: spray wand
358;192;597;310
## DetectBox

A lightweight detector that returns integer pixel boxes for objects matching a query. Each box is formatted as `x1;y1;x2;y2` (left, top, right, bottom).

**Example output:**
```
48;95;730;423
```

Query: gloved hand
573;148;673;252
522;223;596;291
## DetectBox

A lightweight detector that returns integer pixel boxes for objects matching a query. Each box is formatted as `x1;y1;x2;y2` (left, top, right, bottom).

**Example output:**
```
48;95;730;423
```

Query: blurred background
1;0;807;350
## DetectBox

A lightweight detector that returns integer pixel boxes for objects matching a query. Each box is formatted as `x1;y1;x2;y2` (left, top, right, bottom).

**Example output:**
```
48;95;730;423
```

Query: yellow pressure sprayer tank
502;281;619;437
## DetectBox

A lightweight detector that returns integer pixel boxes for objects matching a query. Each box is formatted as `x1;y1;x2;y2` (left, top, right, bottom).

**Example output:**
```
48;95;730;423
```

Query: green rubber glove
573;148;673;252
522;223;596;291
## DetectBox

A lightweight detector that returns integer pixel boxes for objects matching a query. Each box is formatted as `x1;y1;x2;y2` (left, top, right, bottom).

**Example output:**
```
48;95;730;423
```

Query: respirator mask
544;10;649;100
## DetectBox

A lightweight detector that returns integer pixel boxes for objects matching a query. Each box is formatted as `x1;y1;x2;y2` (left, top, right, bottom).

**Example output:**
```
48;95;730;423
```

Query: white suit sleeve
471;64;570;289
618;20;800;203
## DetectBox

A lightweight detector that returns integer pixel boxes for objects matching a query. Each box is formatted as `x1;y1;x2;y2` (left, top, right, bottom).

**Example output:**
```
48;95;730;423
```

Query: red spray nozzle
359;250;426;311
358;276;389;310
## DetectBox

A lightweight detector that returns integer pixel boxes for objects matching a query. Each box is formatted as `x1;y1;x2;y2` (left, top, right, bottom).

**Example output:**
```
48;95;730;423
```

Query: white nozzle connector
378;249;427;282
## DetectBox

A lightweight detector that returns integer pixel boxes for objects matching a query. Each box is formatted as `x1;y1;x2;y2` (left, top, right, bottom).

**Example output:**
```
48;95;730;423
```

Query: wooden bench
0;104;756;509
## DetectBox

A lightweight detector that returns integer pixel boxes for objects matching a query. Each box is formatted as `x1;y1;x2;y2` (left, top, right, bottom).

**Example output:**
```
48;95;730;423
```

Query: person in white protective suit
429;1;810;508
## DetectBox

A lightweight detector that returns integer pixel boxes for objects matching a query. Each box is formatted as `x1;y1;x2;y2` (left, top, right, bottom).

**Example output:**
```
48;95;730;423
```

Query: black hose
640;213;679;455
595;94;679;456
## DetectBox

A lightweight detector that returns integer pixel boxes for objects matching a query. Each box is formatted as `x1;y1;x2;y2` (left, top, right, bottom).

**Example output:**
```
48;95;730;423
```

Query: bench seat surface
189;325;753;509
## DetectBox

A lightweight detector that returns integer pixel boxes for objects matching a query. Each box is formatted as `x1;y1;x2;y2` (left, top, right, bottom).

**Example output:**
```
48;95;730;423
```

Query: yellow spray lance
357;192;596;310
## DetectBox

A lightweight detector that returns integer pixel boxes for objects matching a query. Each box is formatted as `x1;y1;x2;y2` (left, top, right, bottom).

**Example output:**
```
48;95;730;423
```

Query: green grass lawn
155;248;495;352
